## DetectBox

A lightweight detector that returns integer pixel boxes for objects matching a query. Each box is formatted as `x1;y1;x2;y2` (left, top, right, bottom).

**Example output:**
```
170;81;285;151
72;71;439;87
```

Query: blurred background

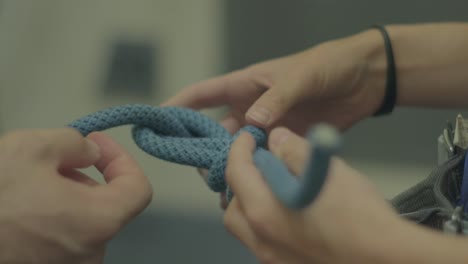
0;1;467;263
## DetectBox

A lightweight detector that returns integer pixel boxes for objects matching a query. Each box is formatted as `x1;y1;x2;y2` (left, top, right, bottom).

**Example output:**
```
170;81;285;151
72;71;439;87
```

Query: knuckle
31;140;56;159
241;66;259;81
245;207;276;239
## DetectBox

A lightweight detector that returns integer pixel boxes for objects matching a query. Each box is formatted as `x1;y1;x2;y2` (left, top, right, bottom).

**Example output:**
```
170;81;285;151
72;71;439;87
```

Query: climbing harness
392;116;468;235
69;104;340;209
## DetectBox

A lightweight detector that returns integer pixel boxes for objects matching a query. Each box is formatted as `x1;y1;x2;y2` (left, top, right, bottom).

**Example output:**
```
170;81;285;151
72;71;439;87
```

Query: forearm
360;22;468;109
376;220;468;264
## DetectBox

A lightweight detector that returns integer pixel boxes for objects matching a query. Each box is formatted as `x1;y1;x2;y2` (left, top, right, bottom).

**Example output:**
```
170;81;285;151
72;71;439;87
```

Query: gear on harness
392;117;468;235
68;104;340;209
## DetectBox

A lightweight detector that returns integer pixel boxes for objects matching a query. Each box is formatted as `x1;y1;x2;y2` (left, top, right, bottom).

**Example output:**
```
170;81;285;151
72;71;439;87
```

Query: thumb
267;127;309;175
87;132;152;221
245;87;297;128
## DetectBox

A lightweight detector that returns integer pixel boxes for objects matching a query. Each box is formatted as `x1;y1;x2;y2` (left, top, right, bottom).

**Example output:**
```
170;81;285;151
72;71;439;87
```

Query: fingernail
86;139;101;159
247;106;271;125
270;128;290;148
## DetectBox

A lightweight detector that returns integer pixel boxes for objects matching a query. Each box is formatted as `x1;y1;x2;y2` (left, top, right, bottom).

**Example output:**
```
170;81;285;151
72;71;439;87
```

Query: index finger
87;132;153;219
7;128;101;169
161;70;245;109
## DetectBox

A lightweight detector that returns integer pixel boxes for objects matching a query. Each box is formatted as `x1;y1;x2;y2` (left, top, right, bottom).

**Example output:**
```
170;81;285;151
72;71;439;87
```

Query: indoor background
1;1;467;263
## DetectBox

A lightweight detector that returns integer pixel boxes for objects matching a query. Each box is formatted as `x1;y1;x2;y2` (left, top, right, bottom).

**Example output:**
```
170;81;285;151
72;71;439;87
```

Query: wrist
327;28;389;118
351;28;390;117
307;29;389;119
362;22;468;109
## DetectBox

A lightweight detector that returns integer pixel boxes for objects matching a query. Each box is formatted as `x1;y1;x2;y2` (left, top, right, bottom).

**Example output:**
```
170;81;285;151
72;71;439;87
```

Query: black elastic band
371;25;397;116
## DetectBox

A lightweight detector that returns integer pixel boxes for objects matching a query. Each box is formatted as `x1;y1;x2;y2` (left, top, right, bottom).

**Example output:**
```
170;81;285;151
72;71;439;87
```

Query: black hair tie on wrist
371;25;397;116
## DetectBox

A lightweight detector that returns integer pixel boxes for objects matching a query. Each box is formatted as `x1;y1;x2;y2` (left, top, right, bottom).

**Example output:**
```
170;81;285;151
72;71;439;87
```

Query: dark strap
371;25;397;116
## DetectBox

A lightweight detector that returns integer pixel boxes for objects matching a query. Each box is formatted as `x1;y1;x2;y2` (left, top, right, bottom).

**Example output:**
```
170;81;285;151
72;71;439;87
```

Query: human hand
223;127;417;263
164;30;385;135
0;129;152;264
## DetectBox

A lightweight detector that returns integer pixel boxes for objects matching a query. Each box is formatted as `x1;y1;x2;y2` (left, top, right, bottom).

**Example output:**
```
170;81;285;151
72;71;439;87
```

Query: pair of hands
0;128;397;264
0;30;388;263
1;26;453;264
223;128;402;263
165;22;468;263
163;30;414;263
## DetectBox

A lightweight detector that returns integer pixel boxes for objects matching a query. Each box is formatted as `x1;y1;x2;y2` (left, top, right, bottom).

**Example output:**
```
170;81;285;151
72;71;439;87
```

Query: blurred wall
0;1;257;263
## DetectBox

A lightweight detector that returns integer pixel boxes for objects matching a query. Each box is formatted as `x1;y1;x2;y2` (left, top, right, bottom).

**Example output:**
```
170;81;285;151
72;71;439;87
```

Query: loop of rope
68;104;340;209
69;104;267;193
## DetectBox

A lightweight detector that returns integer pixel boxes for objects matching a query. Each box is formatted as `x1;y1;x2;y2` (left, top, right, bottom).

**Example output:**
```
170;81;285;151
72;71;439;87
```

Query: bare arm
359;22;468;109
164;22;468;137
381;221;468;263
224;127;468;264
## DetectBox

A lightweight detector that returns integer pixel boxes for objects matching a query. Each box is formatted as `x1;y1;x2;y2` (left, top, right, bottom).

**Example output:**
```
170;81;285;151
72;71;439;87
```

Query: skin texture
224;128;468;264
165;23;468;134
164;22;468;263
1;21;468;264
0;128;152;264
163;30;385;135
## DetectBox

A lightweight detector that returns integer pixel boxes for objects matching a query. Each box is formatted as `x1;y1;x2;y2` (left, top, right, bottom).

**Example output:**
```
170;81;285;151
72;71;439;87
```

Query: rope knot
206;125;267;192
69;104;339;209
69;104;267;193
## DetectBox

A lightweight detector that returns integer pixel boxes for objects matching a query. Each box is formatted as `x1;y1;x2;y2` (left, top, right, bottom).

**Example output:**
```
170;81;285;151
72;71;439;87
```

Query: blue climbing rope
69;104;340;209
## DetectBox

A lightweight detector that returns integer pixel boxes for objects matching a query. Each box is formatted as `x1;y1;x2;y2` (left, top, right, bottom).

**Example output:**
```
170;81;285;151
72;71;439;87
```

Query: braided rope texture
68;104;267;193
